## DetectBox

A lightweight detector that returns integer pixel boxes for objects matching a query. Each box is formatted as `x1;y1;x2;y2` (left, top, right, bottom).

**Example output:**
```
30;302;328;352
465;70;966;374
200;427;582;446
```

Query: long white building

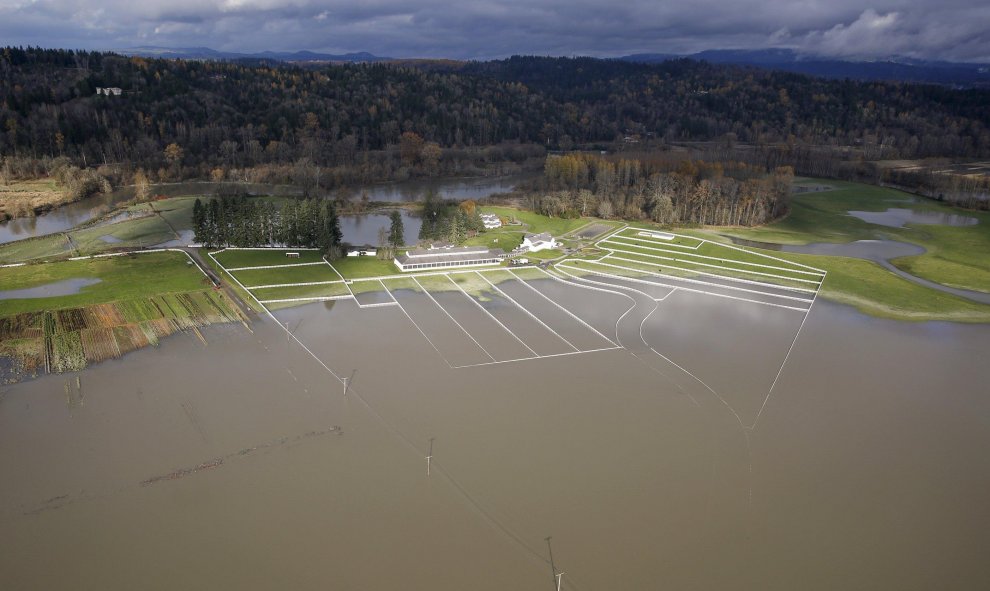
394;245;507;272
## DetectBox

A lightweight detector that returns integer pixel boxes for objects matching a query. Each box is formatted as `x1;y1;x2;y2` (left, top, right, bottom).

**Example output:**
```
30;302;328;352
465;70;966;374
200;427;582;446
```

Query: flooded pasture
1;274;989;590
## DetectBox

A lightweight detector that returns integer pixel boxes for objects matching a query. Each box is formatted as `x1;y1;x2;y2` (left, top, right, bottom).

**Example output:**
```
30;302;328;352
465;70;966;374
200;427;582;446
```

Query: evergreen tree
388;210;404;250
192;198;206;244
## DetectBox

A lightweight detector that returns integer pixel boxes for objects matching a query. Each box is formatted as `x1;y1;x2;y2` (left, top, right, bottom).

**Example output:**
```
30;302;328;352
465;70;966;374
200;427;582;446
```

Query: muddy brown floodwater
1;277;989;590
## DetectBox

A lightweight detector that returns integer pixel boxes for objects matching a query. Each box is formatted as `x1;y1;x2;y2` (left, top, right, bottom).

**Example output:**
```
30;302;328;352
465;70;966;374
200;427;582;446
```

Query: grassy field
0;178;66;219
329;256;398;279
0;252;242;380
0;233;73;264
212;248;325;268
716;179;990;293
0;252;211;315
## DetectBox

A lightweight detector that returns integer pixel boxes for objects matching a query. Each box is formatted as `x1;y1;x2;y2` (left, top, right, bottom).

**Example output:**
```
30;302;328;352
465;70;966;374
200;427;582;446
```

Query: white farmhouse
521;232;558;252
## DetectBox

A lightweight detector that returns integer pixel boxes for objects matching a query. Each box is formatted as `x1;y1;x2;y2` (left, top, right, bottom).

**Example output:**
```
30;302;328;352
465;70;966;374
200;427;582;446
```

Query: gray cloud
0;0;987;62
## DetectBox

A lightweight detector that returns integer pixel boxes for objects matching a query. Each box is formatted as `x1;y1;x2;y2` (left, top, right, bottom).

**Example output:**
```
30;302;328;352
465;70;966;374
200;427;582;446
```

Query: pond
848;207;978;228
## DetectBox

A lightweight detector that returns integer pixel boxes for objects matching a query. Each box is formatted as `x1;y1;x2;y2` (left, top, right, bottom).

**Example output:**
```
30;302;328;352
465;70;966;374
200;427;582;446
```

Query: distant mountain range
120;46;389;63
119;46;990;87
620;49;990;88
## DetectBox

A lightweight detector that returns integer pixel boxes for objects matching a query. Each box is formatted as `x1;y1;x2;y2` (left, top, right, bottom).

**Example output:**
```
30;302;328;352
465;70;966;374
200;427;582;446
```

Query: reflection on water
724;236;926;260
339;210;423;247
0;277;101;300
848;207;979;228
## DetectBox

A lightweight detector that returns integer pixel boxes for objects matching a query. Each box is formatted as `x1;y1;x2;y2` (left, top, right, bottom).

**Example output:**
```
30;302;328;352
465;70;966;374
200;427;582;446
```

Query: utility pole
545;536;557;590
426;437;435;476
343;369;356;397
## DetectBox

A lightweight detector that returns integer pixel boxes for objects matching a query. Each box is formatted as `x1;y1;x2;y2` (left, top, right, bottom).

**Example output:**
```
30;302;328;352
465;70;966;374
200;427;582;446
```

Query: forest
192;195;343;255
2;47;989;188
530;154;794;226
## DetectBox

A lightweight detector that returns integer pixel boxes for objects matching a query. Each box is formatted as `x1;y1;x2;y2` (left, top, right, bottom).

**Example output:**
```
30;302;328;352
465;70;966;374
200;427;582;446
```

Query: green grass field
328;256;399;279
212;248;325;268
0;252;212;315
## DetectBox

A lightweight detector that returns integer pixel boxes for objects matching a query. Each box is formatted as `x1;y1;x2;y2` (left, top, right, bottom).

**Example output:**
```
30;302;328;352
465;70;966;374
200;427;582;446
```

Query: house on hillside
521;232;558;253
95;87;123;96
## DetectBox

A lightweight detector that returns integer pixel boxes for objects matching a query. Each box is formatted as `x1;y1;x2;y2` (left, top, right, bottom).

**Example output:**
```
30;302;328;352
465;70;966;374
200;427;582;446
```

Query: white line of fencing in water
564;260;817;304
600;240;826;279
603;251;822;290
474;271;580;353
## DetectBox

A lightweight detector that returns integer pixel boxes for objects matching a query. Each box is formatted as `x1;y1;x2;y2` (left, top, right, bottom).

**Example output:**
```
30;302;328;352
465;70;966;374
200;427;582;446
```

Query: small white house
480;213;502;229
521;232;558;253
96;87;123;96
347;248;377;257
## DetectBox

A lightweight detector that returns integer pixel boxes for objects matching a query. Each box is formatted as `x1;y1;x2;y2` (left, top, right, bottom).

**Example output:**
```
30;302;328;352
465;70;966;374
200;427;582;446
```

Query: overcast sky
1;0;988;62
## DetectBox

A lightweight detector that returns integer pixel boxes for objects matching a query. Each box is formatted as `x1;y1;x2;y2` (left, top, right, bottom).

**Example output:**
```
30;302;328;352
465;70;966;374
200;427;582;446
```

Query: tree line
192;195;343;256
530;153;793;226
2;47;989;188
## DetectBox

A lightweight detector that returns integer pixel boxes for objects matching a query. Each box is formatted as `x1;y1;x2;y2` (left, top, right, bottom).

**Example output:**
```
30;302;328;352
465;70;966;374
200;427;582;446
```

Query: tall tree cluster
534;154;793;226
193;195;342;256
418;192;484;243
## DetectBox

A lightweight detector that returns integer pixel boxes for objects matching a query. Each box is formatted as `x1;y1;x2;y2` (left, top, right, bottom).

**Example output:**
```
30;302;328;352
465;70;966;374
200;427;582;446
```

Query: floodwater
0;277;101;300
2;278;989;590
339;210;423;247
848;207;979;228
0;175;533;246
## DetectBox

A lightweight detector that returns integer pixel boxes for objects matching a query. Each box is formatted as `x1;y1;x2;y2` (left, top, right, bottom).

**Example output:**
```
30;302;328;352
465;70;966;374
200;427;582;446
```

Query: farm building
480;213;502;229
394;245;506;272
521;232;558;252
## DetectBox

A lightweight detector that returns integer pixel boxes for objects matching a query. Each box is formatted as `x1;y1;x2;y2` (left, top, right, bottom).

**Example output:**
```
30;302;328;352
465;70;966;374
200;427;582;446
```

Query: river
0;174;534;246
1;277;988;590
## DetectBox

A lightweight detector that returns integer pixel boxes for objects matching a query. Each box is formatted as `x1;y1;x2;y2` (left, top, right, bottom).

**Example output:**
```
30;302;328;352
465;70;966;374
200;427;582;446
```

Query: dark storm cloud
0;0;987;61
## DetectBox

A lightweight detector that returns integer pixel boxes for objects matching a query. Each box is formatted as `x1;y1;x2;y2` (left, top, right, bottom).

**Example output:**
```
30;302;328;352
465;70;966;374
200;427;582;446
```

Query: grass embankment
0;252;243;380
0;179;66;219
718;179;990;294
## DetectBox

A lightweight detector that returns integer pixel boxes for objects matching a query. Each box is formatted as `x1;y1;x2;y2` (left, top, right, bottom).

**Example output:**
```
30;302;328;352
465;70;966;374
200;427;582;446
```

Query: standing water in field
1;281;989;590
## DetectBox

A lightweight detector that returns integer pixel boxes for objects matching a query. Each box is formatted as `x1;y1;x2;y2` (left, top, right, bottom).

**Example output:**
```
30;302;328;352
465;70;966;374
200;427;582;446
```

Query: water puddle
848;208;978;228
0;277;102;300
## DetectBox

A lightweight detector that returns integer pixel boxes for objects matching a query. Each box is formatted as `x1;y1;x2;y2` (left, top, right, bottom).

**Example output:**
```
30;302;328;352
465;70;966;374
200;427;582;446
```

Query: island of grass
0;252;244;380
